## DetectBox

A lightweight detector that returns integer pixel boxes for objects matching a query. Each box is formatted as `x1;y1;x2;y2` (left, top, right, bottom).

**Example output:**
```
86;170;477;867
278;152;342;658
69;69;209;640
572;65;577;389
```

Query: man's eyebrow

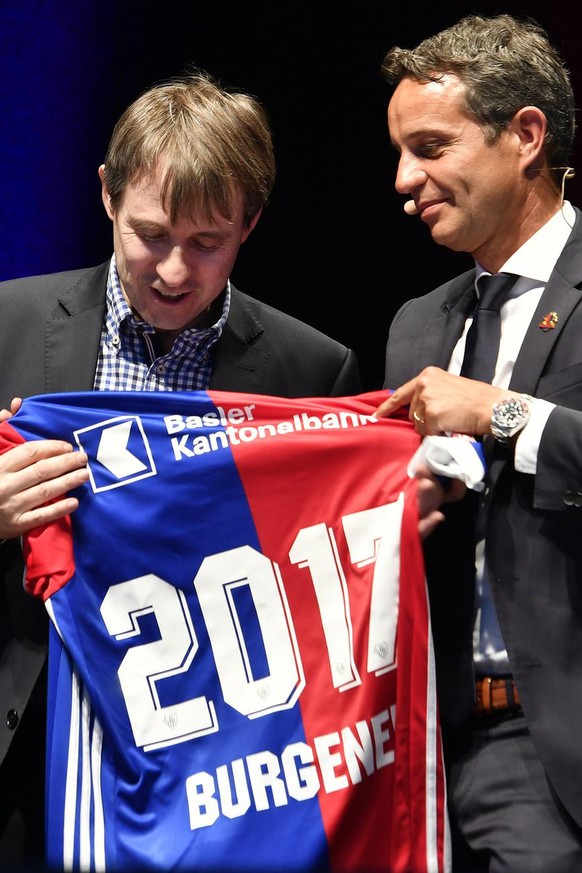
126;217;225;240
126;217;165;231
192;229;224;240
405;128;442;140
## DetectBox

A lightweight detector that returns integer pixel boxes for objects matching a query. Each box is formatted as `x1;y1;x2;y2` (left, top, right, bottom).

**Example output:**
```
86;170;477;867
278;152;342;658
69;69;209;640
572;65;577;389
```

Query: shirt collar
475;200;575;291
104;254;231;344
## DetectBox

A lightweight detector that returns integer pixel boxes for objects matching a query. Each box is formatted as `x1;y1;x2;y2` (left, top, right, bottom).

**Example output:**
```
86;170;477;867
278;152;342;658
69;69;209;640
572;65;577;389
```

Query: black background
2;2;581;390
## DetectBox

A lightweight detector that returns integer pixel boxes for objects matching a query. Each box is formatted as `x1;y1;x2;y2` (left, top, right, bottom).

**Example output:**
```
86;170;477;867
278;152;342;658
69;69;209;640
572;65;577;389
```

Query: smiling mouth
154;287;188;301
420;198;448;214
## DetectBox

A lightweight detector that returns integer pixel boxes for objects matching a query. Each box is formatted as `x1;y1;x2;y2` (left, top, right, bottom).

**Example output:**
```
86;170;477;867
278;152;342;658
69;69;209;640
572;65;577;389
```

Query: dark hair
382;14;576;170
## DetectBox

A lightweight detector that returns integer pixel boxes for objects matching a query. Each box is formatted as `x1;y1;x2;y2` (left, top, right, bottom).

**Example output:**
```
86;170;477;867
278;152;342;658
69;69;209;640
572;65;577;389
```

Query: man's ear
98;164;115;220
241;206;263;243
511;106;547;172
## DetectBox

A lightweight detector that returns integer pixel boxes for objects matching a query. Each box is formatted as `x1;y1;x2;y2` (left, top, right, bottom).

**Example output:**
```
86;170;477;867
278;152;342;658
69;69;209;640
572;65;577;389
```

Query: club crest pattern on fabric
0;390;449;873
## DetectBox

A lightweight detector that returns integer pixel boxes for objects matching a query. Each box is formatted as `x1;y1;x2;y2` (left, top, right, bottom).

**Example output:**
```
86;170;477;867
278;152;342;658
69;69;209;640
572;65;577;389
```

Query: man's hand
415;462;466;539
0;439;90;539
377;366;515;436
0;396;22;423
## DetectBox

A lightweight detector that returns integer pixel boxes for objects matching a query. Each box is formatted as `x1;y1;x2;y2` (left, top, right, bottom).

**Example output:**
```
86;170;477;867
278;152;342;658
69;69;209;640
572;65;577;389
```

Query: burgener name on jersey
185;708;393;829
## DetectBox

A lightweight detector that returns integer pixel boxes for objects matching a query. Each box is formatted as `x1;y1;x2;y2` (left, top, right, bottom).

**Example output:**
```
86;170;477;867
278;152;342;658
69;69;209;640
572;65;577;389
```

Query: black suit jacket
0;261;361;770
384;207;582;829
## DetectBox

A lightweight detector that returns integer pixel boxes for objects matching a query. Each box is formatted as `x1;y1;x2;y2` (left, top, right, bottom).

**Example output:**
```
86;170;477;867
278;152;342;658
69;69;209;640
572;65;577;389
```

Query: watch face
496;400;524;426
491;396;531;441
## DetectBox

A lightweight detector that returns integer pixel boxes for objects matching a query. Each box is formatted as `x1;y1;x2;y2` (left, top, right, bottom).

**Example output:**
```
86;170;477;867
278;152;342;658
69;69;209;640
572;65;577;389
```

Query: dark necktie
460;273;516;383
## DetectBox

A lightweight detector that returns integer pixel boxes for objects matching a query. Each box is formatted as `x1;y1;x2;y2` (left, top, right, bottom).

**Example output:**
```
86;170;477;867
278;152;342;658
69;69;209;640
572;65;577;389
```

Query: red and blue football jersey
0;390;449;872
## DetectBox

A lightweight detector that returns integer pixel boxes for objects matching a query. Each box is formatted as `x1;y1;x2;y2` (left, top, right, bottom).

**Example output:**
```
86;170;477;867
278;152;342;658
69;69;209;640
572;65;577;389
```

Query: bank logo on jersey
74;415;156;492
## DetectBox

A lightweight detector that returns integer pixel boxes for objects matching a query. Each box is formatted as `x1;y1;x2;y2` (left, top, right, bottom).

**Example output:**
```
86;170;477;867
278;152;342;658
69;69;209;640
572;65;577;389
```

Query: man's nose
157;246;191;286
395;155;427;196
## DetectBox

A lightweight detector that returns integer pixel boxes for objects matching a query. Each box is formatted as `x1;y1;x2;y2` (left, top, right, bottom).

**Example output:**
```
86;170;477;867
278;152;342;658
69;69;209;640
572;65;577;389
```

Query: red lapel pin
538;311;558;331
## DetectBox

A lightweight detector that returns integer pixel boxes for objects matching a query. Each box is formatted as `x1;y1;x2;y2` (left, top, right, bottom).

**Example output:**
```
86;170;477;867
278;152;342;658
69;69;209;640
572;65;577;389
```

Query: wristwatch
490;394;534;444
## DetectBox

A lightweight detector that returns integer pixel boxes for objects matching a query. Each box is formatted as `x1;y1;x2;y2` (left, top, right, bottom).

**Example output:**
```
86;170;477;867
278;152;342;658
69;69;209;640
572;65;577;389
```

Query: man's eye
139;233;165;242
193;241;220;252
418;143;447;158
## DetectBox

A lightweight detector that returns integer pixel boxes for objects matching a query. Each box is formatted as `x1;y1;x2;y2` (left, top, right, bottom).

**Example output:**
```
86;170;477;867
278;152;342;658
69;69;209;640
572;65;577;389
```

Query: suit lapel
209;287;270;392
418;278;476;371
45;263;109;393
509;274;582;393
510;216;582;393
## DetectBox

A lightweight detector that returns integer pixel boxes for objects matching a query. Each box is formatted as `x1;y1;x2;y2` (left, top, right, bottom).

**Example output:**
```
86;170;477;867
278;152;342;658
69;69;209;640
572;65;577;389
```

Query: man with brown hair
0;70;361;864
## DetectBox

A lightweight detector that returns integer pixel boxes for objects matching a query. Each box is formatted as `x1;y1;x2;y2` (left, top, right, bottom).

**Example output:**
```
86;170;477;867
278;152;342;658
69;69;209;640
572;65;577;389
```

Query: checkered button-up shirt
94;257;229;392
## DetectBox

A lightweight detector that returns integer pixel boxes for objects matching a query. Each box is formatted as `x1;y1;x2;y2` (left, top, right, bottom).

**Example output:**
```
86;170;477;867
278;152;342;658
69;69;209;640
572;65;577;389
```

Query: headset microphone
403;200;419;215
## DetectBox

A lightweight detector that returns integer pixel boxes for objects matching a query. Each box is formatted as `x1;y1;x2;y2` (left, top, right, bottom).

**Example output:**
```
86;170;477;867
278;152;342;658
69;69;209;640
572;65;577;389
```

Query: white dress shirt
447;201;575;672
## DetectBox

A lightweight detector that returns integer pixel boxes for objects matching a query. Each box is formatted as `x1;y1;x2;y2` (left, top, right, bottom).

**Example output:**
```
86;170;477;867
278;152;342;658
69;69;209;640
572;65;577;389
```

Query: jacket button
6;709;19;730
564;489;575;506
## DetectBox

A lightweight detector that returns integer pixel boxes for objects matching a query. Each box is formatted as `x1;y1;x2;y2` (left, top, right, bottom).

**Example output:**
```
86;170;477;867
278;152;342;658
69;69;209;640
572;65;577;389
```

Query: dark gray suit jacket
384;207;582;828
0;260;361;771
